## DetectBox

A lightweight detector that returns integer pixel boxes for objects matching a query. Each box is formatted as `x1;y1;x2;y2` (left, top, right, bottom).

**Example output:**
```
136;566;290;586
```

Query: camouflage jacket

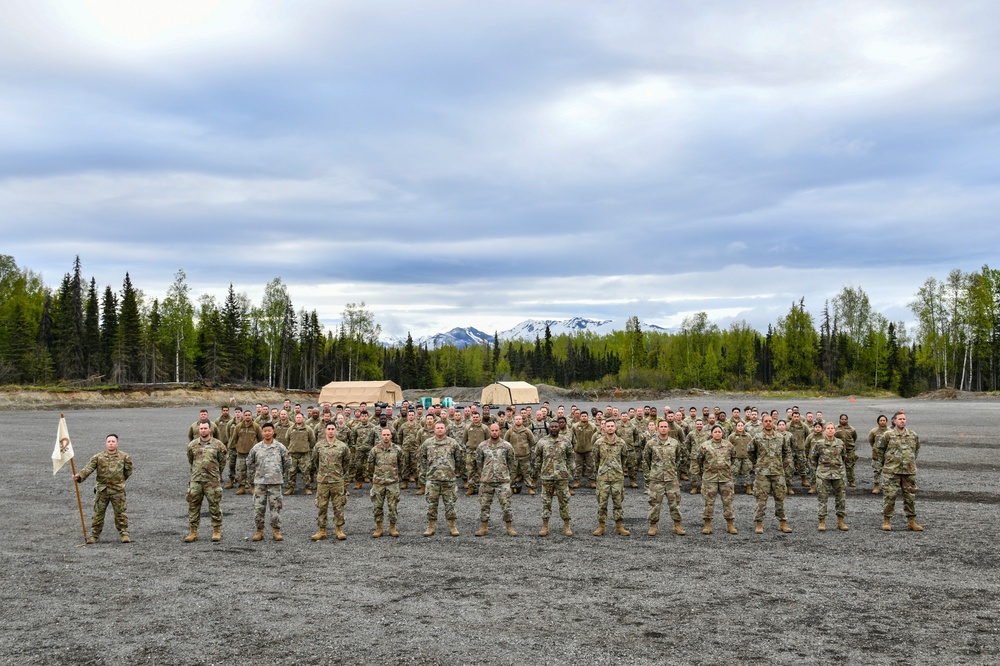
504;426;536;457
398;421;424;449
787;422;809;451
366;443;402;485
533;435;574;482
353;423;378;451
463;423;491;452
476;439;516;483
868;425;889;449
835;423;858;447
616;422;642;450
874;428;920;475
751;431;792;476
419;437;462;482
743;420;763;439
231;421;264;455
78;450;133;494
285;425;317;454
214;415;233;446
187;437;226;483
246;441;290;485
643;437;681;483
313;439;351;484
571;422;599;453
810;437;847;480
271;420;293;445
728;432;753;459
594;436;628;483
691;439;735;482
684;429;710;450
187;420;221;443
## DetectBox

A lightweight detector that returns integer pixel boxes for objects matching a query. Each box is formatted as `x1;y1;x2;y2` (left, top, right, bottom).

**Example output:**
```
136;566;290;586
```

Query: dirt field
2;397;998;665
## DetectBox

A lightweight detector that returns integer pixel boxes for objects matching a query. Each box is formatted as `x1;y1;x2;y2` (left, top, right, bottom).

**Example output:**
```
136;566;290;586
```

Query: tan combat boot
801;476;810;488
882;516;892;531
725;519;738;535
589;481;596;489
236;486;247;495
212;527;222;542
672;520;686;536
837;517;849;531
354;480;363;489
527;486;535;495
305;487;313;496
755;521;764;534
272;528;283;541
538;519;550;537
465;485;476;496
808;486;816;494
593;521;606;536
120;534;131;543
184;527;198;543
746;485;753;495
311;527;327;541
563;520;573;536
647;522;658;537
335;525;346;540
401;480;408;490
614;520;630;536
388;523;399;537
629;477;639;489
252;529;264;541
779;520;792;533
907;517;924;531
423;521;436;537
224;480;235;489
448;519;460;536
415;485;426;496
505;521;518;537
848;481;856;488
86;535;99;544
818;518;827;532
702;519;713;535
872;483;881;495
283;488;294;496
372;521;384;538
787;486;795;495
475;521;489;537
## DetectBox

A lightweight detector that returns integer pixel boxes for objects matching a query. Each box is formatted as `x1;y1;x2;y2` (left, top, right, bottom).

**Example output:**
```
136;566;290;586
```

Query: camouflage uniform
690;438;736;522
594;436;628;523
868;424;890;483
230;420;263;489
503;425;536;492
367;442;403;525
463;422;491;487
187;420;221;442
751;431;793;523
617;420;643;485
77;449;133;540
476;438;516;523
835;422;859;485
398;420;424;482
284;424;317;491
571;421;598;486
352;421;378;483
786;420;810;484
419;436;462;522
247;440;291;531
728;431;754;491
810;436;847;520
313;438;350;530
683;428;709;488
186;436;226;530
874;428;920;519
643;436;683;524
534;434;574;522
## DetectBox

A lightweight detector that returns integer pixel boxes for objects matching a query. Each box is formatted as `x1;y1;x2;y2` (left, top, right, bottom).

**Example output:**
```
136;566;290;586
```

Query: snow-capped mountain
383;318;670;348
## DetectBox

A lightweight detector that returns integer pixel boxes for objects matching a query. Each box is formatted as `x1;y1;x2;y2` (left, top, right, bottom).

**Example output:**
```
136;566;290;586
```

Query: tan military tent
480;381;539;406
318;380;402;407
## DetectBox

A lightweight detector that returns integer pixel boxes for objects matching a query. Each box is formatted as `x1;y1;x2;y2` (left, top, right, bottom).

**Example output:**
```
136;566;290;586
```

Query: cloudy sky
2;1;997;338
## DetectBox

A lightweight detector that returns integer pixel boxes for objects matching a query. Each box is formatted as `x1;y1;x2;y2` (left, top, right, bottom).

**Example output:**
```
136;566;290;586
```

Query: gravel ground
2;398;998;665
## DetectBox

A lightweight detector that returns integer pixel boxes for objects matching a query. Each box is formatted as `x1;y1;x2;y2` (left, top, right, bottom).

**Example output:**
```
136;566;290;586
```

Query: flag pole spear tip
61;413;64;418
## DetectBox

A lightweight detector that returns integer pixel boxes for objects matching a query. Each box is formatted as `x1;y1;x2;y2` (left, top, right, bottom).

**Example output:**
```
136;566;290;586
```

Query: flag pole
63;413;88;542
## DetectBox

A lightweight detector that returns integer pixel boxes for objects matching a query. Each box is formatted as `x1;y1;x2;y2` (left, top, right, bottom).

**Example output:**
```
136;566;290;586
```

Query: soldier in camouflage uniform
74;434;133;544
533;421;574;536
868;414;890;494
874;412;923;531
643;420;686;536
214;405;233;475
246;423;291;542
230;411;263;494
397;410;423;490
463;413;491;496
351;411;378;489
593;421;630;537
312;423;351;541
684;420;709;493
187;408;221;442
571;412;598;489
810;422;849;531
474;423;518;537
617;413;643;489
413;414;438;496
728;420;754;495
690;425;737;535
834;414;859;487
367;428;402;537
750;414;794;534
284;412;317;495
184;422;227;542
802;420;824;494
786;412;811;491
503;414;536;495
418;422;463;536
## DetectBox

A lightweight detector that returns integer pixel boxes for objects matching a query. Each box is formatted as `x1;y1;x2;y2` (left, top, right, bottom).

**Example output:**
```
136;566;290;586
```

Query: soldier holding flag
73;433;134;544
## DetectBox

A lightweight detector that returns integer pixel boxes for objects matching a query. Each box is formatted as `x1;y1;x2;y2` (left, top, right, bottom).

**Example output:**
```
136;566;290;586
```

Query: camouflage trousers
700;480;735;521
401;446;421;481
253;484;283;530
287;452;311;490
792;443;809;479
479;481;513;523
574;451;595;484
187;479;222;528
539;479;571;521
371;482;400;524
816;477;846;519
92;490;128;538
235;453;249;485
353;447;372;482
679;443;692;476
316;481;347;528
625;447;642;480
754;474;788;522
511;455;534;490
464;451;479;486
871;453;883;486
425;479;458;522
731;458;754;488
646;479;682;524
843;444;858;484
596;479;625;523
227;447;238;481
881;473;918;518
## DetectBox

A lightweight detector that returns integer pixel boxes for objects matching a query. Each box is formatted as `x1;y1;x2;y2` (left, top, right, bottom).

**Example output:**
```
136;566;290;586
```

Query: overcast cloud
2;1;998;337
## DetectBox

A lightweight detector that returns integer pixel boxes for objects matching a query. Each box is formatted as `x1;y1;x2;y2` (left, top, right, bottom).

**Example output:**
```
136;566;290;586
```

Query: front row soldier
690;425;737;535
184;422;226;542
810;422;849;531
752;414;794;534
593;420;630;537
643;420;686;536
311;423;351;541
419;422;463;537
367;428;402;538
534;421;574;537
246;423;291;542
474;423;518;537
874;411;923;531
74;434;133;544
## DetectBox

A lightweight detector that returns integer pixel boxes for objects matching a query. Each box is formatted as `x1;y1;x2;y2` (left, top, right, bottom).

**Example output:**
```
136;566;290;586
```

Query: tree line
2;254;999;396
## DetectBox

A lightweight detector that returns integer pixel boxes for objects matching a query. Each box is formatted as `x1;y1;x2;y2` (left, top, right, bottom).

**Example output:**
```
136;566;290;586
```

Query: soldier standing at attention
874;411;923;531
868;414;890;495
367;428;403;538
729;420;754;495
534;421;575;537
418;421;463;537
230;410;263;494
690;425;737;535
593;420;630;537
835;414;859;488
463;412;491;496
184;422;227;543
751;414;794;534
474;423;518;537
351;410;378;489
643;420;685;536
504;414;536;495
284;412;317;495
74;434;133;544
246;423;291;542
571;411;598;489
811;422;849;532
311;423;351;541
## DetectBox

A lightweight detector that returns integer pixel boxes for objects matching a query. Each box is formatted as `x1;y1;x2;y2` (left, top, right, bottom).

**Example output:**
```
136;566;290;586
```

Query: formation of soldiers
74;398;926;543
